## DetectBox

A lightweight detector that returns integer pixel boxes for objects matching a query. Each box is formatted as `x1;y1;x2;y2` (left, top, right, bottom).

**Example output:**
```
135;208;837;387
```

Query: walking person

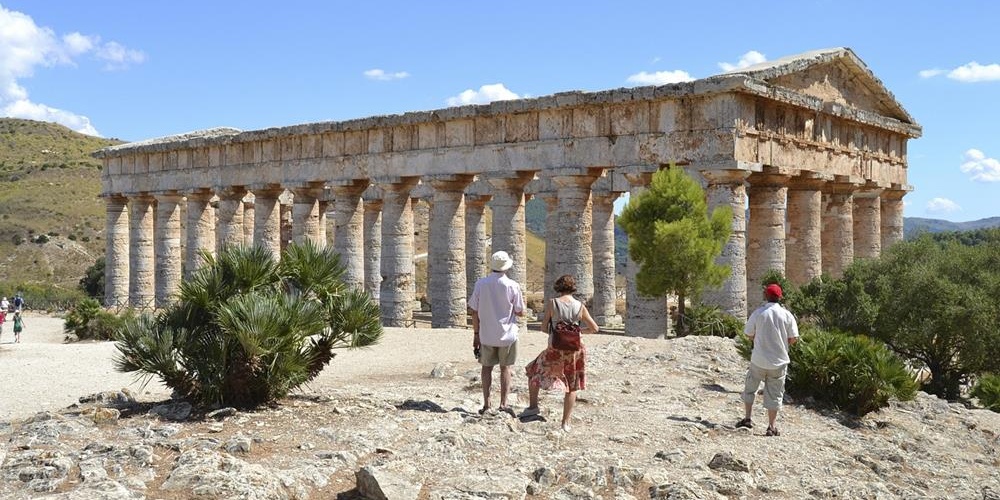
13;293;24;312
468;250;526;415
12;310;24;343
737;283;799;436
0;308;6;340
521;275;599;432
1;296;9;313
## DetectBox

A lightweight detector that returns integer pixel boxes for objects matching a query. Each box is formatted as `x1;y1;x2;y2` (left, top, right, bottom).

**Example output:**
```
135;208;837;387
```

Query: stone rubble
0;336;997;499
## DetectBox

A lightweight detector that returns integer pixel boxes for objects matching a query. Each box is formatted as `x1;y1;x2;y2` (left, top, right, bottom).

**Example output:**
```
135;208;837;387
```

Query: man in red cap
736;283;799;436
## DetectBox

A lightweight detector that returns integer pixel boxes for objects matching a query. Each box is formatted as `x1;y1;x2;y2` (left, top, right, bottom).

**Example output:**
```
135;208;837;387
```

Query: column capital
788;173;831;191
427;173;475;192
465;193;492;207
881;188;908;201
549;168;603;189
374;176;420;192
486;170;534;191
329;179;369;198
250;183;283;196
701;169;750;186
747;171;792;188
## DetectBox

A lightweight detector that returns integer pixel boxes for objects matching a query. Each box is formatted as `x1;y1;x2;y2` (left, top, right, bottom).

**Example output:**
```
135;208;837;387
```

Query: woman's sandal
765;426;780;436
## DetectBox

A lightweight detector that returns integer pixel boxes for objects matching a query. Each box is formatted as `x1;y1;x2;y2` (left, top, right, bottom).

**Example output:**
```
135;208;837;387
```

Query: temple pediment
724;47;916;126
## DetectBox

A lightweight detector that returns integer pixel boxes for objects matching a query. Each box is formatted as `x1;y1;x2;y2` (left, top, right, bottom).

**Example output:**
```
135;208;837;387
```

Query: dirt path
0;313;626;422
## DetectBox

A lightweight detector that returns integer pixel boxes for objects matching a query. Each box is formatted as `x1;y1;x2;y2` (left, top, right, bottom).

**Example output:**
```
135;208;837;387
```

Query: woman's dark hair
553;275;577;295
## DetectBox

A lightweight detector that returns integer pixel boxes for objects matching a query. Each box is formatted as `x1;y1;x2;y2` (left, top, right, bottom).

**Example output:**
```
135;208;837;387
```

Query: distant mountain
904;217;1000;239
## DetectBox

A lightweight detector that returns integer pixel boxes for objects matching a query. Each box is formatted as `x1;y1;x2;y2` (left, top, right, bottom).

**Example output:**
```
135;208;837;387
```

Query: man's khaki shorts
480;341;518;367
741;363;787;410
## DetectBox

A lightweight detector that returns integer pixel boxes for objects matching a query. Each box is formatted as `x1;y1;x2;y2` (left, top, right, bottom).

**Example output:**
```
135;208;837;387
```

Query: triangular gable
722;48;916;125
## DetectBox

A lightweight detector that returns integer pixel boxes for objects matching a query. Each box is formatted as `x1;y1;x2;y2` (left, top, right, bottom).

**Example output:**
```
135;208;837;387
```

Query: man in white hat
468;250;526;415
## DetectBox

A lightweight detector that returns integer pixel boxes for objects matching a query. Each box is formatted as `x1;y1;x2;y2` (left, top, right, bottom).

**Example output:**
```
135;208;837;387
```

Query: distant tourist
0;308;5;339
521;274;599;432
736;284;799;436
0;296;8;313
468;251;525;416
13;293;24;312
12;310;24;343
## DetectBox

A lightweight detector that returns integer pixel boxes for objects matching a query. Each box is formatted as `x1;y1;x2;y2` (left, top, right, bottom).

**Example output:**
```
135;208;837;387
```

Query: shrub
737;326;916;416
114;243;383;410
64;298;128;341
971;374;1000;412
681;305;743;338
35;234;49;244
79;257;105;298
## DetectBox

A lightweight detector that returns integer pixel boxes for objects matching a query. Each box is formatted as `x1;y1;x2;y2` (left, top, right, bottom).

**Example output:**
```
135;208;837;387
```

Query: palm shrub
737;326;916;416
64;297;130;340
113;242;382;409
681;305;743;338
971;374;1000;412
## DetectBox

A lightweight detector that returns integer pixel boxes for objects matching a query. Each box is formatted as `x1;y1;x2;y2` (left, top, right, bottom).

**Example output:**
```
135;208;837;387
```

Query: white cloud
363;68;410;81
445;83;519;106
0;5;146;136
625;70;694;85
919;62;1000;82
926;197;962;214
718;50;767;72
960;148;1000;182
96;40;146;70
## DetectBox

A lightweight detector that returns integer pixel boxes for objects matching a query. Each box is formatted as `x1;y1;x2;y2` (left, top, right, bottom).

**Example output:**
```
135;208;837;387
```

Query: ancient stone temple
95;48;920;337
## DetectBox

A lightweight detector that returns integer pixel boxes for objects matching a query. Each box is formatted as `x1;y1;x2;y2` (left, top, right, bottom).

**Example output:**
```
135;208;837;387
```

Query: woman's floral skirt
525;345;586;393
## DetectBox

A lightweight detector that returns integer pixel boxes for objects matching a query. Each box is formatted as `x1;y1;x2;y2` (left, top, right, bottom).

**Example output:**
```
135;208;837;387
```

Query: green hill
0;118;122;295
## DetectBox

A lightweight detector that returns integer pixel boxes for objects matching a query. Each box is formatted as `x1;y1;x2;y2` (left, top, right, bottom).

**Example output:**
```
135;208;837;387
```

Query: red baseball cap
765;284;783;300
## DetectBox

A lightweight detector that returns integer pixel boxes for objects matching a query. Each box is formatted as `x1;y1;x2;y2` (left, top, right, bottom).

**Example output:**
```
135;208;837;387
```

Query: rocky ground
0;318;998;499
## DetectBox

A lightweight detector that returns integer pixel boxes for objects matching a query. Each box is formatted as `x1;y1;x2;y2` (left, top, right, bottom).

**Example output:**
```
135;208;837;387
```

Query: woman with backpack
520;274;599;432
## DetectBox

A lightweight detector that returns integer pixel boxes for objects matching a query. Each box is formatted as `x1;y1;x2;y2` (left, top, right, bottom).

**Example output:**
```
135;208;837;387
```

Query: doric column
880;189;907;252
129;194;155;309
216;186;247;251
853;187;883;260
786;175;824;286
465;194;491;301
427;174;475;328
104;195;130;308
822;182;855;278
487;171;535;293
701;170;749;319
292;184;324;247
623;168;668;337
252;185;283;260
591;188;621;326
280;202;293;254
363;198;383;300
378;177;419;327
243;200;255;248
746;172;789;295
318;199;329;248
537;191;559;299
185;189;215;277
154;193;183;308
330;180;369;291
550;168;602;302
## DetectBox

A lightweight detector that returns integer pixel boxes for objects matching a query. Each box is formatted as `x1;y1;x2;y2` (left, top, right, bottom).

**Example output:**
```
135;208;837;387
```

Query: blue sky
1;1;997;222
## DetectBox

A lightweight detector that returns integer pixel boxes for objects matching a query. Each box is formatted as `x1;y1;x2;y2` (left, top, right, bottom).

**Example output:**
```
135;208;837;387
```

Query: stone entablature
95;48;921;336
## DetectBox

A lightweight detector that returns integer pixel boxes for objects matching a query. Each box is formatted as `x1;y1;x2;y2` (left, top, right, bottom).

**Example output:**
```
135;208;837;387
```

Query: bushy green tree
114;242;382;409
79;257;105;298
805;236;1000;399
617;167;732;334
